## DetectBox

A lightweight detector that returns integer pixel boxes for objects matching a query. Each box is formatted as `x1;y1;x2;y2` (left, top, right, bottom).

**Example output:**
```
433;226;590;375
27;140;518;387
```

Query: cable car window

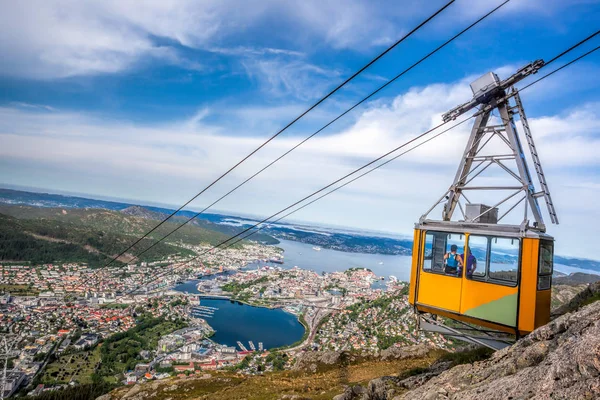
423;233;434;271
539;241;553;276
422;231;465;277
466;235;487;278
488;237;519;283
538;240;553;290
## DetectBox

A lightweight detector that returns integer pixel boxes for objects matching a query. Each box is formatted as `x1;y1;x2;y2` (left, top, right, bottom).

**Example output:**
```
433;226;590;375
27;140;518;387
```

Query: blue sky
1;0;600;257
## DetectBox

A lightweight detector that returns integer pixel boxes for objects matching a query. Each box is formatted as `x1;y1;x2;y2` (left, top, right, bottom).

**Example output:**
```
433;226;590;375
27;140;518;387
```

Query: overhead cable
119;0;510;264
120;27;600;298
223;41;600;248
98;0;457;270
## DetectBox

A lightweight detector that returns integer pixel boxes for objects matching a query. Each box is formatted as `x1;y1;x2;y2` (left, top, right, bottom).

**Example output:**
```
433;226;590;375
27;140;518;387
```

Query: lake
172;283;305;349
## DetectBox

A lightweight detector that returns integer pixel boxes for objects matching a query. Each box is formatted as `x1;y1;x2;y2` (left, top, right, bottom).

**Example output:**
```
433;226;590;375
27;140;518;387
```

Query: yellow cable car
409;222;554;337
408;62;558;346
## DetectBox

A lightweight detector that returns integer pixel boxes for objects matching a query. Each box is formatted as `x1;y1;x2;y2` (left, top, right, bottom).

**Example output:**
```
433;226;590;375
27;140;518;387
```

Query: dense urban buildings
0;241;455;397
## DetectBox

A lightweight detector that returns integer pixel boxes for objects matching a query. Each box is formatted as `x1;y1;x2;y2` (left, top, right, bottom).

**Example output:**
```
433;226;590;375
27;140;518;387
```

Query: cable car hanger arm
442;60;545;122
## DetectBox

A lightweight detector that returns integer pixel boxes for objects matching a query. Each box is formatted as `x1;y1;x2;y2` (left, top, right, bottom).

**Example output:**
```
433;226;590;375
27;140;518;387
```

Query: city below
0;189;598;398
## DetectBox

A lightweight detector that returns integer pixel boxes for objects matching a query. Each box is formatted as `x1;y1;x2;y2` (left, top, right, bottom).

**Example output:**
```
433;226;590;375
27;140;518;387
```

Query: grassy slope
110;350;444;400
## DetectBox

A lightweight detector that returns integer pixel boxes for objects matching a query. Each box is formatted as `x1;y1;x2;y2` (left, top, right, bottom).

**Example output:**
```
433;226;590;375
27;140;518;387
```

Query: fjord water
195;298;304;349
256;239;414;280
172;282;305;349
268;239;596;278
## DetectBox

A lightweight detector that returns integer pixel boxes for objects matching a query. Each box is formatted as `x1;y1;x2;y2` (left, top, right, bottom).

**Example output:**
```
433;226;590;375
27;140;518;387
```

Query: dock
190;305;217;319
237;341;248;352
248;341;256;351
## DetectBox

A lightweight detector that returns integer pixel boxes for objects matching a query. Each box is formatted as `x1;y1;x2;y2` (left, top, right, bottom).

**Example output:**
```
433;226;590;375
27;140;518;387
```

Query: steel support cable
111;0;511;265
226;42;600;248
105;12;598;301
224;118;474;249
543;29;600;67
119;119;457;296
97;0;457;270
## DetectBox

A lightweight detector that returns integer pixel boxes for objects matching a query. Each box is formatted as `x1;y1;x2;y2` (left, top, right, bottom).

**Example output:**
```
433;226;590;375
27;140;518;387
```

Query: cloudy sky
1;0;599;258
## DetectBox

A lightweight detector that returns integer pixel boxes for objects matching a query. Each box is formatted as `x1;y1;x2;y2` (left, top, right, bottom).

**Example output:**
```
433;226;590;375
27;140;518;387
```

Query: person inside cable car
460;251;477;278
443;244;463;275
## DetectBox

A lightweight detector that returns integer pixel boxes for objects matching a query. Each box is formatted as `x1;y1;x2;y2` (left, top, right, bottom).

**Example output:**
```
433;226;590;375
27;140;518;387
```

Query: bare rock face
292;350;355;372
397;300;600;400
551;284;588;310
552;281;600;317
380;344;429;361
333;385;369;400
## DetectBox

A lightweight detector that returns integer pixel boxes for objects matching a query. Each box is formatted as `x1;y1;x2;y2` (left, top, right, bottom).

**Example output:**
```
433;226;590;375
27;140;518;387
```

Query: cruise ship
312;246;321;251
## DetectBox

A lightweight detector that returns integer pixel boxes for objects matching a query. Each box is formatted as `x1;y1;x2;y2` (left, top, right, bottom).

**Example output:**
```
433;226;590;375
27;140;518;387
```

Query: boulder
380;344;430;361
333;385;369;400
293;350;355;372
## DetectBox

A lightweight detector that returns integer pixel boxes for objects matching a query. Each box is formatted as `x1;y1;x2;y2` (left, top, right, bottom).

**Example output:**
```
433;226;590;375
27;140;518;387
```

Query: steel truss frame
421;89;558;232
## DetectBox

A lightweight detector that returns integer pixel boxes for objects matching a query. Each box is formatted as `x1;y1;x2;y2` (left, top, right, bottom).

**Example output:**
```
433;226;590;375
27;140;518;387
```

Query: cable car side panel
408;229;421;306
459;278;518;328
518;238;538;333
518;238;552;333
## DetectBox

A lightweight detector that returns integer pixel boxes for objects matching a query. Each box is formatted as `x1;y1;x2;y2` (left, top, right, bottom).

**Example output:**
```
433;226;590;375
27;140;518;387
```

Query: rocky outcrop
551;283;589;310
333;385;369;400
292;350;354;373
552;281;600;317
379;344;429;361
337;298;600;400
293;345;432;374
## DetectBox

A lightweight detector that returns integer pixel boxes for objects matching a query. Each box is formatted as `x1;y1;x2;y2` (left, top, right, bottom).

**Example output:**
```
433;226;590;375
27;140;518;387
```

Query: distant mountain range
1;187;599;273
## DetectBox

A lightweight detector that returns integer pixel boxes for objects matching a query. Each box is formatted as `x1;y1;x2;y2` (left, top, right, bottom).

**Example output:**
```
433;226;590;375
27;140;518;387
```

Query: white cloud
2;0;581;79
1;74;599;256
241;58;341;100
0;0;386;78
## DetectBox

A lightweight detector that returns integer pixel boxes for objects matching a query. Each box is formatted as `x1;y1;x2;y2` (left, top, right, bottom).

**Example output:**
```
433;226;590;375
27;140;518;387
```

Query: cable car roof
416;219;554;240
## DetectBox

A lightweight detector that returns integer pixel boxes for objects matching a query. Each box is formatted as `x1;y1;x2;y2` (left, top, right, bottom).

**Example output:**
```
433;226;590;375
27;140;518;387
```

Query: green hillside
0;204;246;267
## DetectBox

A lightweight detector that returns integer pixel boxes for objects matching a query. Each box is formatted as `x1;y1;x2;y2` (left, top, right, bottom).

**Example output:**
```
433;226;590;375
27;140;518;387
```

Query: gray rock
380;344;430;361
368;377;401;400
552;281;600;317
162;384;179;392
292;350;355;372
334;385;369;400
332;295;600;400
398;300;600;400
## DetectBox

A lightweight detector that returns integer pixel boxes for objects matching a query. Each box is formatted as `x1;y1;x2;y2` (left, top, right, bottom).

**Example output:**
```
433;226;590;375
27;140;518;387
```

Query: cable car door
416;231;465;313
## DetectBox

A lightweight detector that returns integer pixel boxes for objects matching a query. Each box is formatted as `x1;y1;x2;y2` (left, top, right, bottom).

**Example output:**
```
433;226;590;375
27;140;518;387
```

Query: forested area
0;213;193;267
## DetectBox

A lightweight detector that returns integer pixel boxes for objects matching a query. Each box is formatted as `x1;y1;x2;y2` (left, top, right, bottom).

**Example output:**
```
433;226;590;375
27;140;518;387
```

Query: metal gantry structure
421;60;559;231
